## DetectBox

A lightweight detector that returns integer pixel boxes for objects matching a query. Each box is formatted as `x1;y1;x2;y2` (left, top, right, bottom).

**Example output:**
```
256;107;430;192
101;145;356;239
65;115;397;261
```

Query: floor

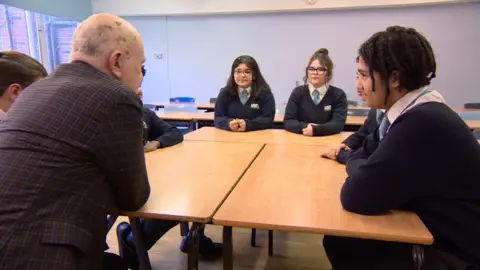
106;217;332;270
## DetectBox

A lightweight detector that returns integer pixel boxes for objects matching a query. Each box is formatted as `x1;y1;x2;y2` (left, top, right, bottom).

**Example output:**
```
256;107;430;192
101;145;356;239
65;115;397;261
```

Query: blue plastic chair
143;104;157;111
163;104;198;133
458;111;480;121
164;103;198;113
169;97;195;103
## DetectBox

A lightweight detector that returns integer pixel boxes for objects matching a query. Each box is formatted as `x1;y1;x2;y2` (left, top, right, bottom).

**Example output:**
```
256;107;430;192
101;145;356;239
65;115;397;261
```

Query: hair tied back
315;48;329;56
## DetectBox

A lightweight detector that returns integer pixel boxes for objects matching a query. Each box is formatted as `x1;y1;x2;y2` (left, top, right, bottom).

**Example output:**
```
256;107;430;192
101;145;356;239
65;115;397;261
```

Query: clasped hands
229;119;247;132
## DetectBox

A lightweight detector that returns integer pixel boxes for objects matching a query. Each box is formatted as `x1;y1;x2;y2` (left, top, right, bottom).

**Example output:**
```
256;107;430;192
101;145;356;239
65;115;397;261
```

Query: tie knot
313;89;320;97
242;89;249;97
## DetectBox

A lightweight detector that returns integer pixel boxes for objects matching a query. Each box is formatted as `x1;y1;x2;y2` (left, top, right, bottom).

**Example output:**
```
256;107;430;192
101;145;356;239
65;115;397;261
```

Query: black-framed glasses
307;67;327;74
234;69;252;76
141;65;147;77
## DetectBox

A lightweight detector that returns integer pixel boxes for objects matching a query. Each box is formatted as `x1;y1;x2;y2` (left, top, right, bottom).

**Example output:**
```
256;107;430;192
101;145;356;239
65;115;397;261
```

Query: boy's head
0;50;48;112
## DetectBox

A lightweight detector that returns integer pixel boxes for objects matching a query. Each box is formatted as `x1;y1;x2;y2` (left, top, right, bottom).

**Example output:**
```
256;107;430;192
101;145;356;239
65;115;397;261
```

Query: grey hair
72;22;132;58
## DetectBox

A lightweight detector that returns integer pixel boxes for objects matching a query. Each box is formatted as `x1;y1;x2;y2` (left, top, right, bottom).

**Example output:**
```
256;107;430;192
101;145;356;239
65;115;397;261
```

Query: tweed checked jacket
0;61;150;269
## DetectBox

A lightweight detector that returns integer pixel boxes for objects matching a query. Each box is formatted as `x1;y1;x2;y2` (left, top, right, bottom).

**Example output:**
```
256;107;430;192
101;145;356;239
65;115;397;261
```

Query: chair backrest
164;103;198;113
347;109;370;116
209;98;217;103
464;103;480;109
169;97;195;103
143;104;156;111
347;100;359;107
458;111;480;121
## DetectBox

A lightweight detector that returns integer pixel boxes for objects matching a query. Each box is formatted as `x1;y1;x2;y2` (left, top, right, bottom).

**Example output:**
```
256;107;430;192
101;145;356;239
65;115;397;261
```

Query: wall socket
153;52;163;59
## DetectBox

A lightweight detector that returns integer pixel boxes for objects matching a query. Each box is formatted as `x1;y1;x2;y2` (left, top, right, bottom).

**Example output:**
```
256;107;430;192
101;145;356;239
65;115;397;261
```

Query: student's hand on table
321;148;337;160
237;119;246;132
334;143;351;156
302;124;314;136
229;119;239;131
144;141;160;153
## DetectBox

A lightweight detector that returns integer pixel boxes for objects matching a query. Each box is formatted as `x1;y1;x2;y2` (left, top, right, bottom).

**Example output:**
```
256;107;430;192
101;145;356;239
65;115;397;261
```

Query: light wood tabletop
213;144;433;245
155;103;215;110
156;111;366;126
120;141;264;223
156;111;479;129
185;127;352;146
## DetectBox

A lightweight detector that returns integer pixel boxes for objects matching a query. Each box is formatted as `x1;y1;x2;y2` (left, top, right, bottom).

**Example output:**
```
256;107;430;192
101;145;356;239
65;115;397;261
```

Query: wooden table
154;102;215;110
157;111;367;127
154;103;474;113
122;141;263;221
157;111;479;130
121;141;264;270
185;127;352;146
214;144;433;269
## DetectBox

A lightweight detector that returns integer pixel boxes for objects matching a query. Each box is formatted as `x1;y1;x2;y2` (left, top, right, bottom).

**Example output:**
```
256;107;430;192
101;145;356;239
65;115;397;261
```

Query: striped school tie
312;89;320;105
240;89;249;105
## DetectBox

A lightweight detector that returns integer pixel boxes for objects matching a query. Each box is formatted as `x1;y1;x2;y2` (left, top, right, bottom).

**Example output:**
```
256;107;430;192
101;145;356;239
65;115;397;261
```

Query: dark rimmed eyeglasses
141;65;146;77
307;67;327;74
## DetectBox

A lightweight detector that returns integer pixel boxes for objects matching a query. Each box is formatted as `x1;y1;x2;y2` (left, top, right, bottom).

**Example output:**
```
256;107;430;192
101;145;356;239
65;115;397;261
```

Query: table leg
180;222;190;236
268;230;273;257
223;226;233;270
412;245;425;270
250;229;256;247
187;222;203;270
128;217;152;270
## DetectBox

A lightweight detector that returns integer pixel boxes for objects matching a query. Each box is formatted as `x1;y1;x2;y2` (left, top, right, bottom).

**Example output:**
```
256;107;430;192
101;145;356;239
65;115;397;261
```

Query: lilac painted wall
128;2;480;107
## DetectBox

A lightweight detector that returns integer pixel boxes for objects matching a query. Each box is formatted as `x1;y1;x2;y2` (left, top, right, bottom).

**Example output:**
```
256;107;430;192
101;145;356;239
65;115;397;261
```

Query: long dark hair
225;55;271;100
358;26;436;104
303;48;334;85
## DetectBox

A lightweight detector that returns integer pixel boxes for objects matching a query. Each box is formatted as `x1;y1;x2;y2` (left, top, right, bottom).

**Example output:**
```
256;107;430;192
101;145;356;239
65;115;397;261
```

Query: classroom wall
92;0;475;16
1;0;92;21
126;2;480;107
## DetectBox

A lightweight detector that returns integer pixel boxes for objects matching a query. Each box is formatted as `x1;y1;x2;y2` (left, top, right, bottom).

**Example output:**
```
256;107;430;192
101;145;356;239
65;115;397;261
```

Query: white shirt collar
0;108;5;121
238;86;251;96
308;83;328;97
386;88;445;125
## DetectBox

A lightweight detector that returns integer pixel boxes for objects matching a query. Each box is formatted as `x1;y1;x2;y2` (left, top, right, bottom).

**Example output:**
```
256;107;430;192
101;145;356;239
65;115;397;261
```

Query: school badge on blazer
251;103;260;110
324;105;332;111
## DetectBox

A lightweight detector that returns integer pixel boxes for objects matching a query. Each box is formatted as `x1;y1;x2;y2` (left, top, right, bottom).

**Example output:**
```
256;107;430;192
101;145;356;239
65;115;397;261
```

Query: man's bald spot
72;13;142;59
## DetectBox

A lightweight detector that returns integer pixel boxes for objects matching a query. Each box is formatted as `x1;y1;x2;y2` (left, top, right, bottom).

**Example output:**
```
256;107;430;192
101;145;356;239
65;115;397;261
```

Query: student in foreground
284;48;348;136
116;90;222;269
214;55;275;132
322;57;382;164
324;26;480;269
0;50;47;120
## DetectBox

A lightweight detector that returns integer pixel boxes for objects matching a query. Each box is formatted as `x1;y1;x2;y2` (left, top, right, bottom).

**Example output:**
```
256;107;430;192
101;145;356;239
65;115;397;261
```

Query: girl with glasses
284;48;348;136
214;55;275;132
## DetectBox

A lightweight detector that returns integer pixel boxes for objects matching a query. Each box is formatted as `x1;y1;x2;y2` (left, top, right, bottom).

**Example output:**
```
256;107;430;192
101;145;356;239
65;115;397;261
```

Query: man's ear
5;84;23;101
389;71;400;89
108;51;123;80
